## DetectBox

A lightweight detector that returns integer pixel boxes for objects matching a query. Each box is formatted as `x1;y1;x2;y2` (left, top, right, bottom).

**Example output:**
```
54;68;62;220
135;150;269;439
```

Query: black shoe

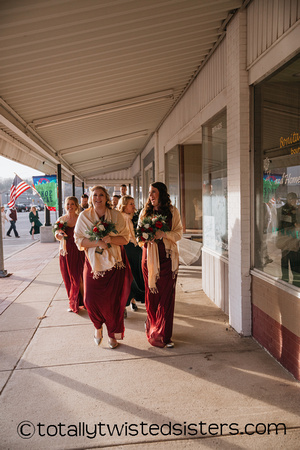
6;234;11;237
16;235;20;238
130;301;138;311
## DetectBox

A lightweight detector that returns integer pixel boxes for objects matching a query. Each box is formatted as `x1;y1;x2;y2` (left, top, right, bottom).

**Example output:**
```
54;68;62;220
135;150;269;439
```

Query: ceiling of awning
0;0;243;185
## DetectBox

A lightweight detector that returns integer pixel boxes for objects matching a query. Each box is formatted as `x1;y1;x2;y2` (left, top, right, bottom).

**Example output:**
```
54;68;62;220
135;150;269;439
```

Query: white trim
248;22;300;85
164;90;227;153
32;90;174;129
202;246;229;265
251;269;300;299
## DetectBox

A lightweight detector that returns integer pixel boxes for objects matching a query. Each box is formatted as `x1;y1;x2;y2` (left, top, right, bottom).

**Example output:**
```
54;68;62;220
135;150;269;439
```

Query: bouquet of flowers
53;219;68;239
86;218;118;254
136;215;169;243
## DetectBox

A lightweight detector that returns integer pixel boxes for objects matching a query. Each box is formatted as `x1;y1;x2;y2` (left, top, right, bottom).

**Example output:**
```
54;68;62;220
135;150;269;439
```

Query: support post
57;164;63;217
45;205;51;226
0;201;9;277
72;175;75;196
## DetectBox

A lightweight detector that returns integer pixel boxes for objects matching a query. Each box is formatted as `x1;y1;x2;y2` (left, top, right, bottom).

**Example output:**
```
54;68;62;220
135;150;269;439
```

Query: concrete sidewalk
0;242;299;449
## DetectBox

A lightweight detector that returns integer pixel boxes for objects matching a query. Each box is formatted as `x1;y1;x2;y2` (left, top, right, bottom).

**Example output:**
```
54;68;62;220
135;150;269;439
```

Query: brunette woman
74;186;132;349
54;196;85;313
139;182;183;348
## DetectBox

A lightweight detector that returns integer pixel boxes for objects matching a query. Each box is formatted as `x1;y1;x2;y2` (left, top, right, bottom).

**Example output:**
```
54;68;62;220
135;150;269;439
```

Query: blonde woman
117;195;145;315
55;196;85;313
74;186;132;349
29;206;42;239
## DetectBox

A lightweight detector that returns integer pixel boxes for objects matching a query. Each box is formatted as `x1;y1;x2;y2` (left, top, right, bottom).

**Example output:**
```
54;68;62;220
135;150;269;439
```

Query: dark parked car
15;204;27;212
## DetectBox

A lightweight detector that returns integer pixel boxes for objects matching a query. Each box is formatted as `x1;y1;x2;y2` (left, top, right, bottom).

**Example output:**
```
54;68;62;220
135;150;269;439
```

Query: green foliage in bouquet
136;214;169;243
53;219;68;239
86;218;118;254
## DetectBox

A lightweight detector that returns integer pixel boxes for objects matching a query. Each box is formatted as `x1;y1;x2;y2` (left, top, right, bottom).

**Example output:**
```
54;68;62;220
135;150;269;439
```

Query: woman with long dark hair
139;182;183;348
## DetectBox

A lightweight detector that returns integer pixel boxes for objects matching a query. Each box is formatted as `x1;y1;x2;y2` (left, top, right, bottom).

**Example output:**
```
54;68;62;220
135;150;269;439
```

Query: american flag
7;174;32;208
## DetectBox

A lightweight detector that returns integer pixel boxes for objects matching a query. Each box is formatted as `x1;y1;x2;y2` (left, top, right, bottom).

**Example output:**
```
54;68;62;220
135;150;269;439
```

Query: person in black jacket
6;207;20;238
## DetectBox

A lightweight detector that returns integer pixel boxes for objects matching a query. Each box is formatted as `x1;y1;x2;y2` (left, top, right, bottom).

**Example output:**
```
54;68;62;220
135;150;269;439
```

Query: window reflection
254;55;300;287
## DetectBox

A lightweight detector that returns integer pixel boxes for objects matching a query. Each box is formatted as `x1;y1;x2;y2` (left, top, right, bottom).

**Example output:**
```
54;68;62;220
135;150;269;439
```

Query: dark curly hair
143;182;172;219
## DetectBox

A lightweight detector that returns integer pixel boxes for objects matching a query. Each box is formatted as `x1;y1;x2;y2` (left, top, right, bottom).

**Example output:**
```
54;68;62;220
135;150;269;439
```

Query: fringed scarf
74;207;129;279
54;214;70;256
139;206;183;293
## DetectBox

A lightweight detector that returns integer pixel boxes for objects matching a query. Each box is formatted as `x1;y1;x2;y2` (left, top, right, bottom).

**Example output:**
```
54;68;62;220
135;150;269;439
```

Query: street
2;209;59;260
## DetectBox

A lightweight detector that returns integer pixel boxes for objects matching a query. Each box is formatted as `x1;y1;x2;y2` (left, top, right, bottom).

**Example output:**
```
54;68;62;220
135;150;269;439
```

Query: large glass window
202;110;228;257
183;145;202;233
254;55;300;287
165;146;180;209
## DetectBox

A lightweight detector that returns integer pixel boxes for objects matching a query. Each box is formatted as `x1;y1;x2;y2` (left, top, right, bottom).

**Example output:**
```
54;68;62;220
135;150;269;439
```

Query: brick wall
252;275;300;380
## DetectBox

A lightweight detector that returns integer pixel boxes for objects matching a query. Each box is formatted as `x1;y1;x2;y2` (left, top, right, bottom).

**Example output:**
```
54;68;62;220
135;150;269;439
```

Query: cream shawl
54;213;73;256
74;207;130;278
139;206;183;293
121;212;137;245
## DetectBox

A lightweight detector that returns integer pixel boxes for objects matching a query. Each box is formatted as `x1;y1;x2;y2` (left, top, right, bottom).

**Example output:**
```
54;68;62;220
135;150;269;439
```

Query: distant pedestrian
29;206;42;239
6;207;20;238
1;206;8;238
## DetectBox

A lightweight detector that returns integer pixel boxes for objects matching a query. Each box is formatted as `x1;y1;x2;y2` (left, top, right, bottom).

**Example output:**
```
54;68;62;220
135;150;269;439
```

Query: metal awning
0;0;243;185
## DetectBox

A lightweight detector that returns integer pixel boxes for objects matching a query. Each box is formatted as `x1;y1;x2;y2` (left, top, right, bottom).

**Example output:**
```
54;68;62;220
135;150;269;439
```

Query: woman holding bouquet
74;186;132;349
54;196;85;313
139;182;183;348
117;195;145;314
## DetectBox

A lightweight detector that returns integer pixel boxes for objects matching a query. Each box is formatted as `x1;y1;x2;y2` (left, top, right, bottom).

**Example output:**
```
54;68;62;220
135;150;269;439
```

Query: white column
227;11;251;335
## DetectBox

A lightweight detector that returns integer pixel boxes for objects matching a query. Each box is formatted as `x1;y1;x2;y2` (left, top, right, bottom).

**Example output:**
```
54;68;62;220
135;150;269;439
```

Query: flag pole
0;197;10;277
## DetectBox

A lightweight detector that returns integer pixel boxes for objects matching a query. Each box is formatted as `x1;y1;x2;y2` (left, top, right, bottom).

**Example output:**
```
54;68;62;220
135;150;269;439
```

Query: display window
202;110;228;257
254;55;300;286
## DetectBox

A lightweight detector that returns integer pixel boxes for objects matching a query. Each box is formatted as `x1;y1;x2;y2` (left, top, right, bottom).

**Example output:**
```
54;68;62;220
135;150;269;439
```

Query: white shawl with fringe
121;212;137;245
54;213;73;256
139;206;183;293
74;207;129;278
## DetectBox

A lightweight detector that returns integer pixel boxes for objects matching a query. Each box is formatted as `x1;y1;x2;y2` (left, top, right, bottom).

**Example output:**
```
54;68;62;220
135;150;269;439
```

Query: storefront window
165;146;180;209
183;145;202;233
254;55;300;287
202;110;228;257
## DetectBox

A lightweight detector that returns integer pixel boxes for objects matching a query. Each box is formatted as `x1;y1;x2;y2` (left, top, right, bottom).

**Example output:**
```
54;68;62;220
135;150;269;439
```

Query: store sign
279;132;300;155
32;175;58;211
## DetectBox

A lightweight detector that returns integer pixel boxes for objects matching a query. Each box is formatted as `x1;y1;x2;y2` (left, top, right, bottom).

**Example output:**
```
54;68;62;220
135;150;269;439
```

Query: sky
0;156;42;180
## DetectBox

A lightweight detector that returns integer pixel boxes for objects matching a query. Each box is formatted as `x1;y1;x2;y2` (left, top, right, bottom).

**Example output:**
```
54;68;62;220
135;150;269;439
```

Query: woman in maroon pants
54;196;85;313
74;186;132;349
139;182;183;348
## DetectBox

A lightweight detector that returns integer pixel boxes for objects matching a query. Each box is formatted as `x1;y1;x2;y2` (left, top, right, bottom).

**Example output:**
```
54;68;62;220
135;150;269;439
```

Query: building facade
131;1;300;380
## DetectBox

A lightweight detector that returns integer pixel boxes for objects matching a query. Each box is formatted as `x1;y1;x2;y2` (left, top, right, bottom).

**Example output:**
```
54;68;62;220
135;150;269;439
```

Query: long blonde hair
64;196;80;214
117;195;135;213
88;185;112;209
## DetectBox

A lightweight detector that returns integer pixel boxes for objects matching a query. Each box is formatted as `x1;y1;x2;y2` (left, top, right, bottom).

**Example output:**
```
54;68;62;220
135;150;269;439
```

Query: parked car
15;204;27;212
